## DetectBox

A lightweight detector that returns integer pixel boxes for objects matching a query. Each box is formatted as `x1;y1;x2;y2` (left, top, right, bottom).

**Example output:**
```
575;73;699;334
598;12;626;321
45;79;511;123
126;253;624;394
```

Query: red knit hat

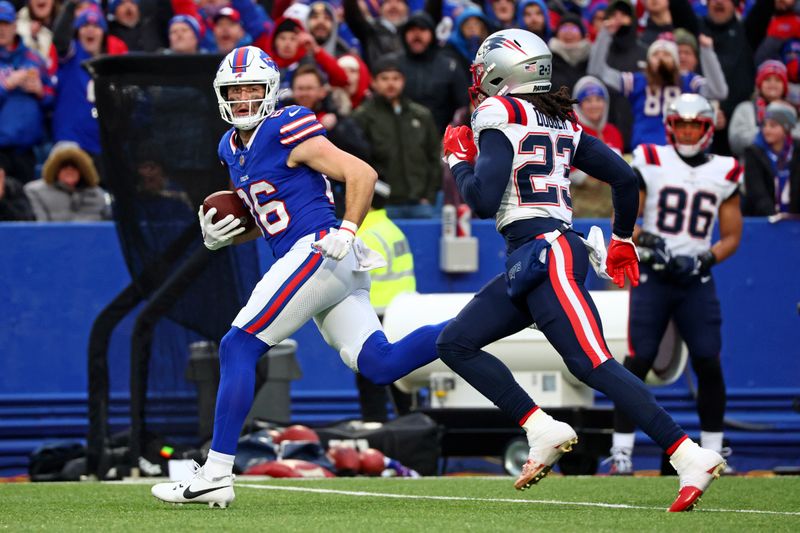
756;60;788;97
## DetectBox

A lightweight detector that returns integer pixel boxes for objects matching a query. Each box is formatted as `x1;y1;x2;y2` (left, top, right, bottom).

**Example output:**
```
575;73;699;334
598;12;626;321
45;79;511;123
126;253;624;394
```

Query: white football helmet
213;46;280;131
664;94;715;157
469;29;552;105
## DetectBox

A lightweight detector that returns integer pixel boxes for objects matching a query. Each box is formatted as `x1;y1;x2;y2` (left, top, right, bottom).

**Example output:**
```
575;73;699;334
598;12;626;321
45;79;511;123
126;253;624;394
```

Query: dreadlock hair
515;86;578;124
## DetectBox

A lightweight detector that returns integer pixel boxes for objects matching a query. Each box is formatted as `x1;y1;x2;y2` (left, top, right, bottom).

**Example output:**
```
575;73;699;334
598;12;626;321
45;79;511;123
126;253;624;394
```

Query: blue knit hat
0;1;16;24
169;15;201;41
74;7;107;32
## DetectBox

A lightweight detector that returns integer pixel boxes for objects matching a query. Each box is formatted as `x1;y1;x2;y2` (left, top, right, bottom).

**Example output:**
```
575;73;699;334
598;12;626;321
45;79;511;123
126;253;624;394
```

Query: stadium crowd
0;0;799;221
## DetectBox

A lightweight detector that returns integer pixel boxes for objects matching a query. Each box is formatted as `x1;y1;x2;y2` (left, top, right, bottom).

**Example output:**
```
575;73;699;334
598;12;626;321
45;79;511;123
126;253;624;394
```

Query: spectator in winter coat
52;6;127;169
15;0;60;75
640;0;674;46
729;60;800;156
344;0;406;71
445;5;490;74
742;101;800;216
397;10;469;133
305;1;353;58
485;0;517;31
165;14;201;54
569;75;622;218
598;0;647;151
587;2;607;42
670;0;775;154
754;0;800;66
674;28;699;74
516;0;551;41
24;141;109;221
549;14;590;93
0;1;54;183
107;0;165;52
0;160;35;221
353;57;441;218
337;53;370;110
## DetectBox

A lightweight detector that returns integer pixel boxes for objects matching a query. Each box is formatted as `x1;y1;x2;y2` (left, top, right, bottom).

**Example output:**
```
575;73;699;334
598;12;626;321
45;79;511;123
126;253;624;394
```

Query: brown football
202;190;256;232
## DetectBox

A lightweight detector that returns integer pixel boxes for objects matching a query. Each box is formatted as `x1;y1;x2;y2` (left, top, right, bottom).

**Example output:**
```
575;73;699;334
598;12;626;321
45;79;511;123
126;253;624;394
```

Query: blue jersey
218;105;337;258
621;71;705;148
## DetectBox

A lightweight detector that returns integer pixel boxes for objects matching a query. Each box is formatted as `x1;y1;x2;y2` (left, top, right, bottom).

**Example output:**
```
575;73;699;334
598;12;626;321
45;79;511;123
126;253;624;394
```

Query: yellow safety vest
357;209;416;314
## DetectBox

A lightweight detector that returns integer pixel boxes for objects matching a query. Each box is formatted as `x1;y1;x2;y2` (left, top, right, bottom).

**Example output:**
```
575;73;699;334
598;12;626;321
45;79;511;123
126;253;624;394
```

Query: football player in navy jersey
439;29;725;511
151;46;446;508
607;94;742;476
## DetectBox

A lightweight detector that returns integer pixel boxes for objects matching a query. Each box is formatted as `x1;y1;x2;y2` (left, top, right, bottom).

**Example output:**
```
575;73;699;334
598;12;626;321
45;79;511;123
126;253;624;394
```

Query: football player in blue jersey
439;29;725;511
151;46;446;508
607;94;742;476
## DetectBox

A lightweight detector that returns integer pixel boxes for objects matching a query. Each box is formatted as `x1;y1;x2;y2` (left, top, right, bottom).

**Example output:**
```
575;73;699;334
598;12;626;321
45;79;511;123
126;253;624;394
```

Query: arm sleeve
573;134;638;237
52;0;77;58
232;0;272;42
697;46;729;100
669;0;700;35
586;29;624;92
727;102;758;157
344;0;373;43
450;128;513;219
314;48;349;87
744;0;776;52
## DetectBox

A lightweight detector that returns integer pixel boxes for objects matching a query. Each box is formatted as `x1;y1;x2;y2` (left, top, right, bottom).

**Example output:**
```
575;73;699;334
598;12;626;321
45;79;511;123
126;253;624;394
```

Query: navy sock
210;327;270;455
584;359;685;451
358;321;447;386
437;325;536;424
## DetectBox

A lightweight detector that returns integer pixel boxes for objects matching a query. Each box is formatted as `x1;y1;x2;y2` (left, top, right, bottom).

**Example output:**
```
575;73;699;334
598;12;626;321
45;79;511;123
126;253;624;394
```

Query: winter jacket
397;12;469;133
549;37;589;93
15;6;57;75
344;0;403;71
353;95;442;204
0;37;54;149
0;175;35;221
742;139;800;216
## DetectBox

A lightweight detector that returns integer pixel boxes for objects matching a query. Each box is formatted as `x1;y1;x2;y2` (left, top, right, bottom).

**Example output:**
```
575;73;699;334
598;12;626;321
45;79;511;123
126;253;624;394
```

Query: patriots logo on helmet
481;35;527;56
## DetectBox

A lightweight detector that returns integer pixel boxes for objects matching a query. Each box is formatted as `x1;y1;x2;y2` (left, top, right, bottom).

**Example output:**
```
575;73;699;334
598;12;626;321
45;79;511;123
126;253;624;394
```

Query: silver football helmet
664;94;715;157
469;29;552;105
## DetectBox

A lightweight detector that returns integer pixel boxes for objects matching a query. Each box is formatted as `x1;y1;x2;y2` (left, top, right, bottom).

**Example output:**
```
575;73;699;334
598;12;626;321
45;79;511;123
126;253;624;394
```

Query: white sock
612;432;635;453
701;431;723;453
204;449;235;478
521;407;553;437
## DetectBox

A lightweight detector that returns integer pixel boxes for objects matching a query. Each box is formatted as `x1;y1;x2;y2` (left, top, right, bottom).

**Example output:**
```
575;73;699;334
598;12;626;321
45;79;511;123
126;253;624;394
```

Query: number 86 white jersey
633;143;741;257
471;95;582;231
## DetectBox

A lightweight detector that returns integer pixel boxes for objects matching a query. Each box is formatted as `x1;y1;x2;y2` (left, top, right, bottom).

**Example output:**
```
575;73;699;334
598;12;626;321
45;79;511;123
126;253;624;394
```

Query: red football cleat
667;440;726;512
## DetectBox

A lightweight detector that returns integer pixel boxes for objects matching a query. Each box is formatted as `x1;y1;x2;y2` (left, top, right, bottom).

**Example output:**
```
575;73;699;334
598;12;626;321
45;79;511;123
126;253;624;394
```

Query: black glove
666;255;700;284
637;232;669;271
697;250;717;275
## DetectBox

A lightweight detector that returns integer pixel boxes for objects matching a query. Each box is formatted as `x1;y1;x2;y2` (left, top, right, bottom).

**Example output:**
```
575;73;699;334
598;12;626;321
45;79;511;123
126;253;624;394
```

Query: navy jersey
218;105;337;258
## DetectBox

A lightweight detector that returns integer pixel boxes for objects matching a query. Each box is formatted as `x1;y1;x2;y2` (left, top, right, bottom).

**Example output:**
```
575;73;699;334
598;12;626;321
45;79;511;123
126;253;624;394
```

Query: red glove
442;125;477;165
606;235;640;288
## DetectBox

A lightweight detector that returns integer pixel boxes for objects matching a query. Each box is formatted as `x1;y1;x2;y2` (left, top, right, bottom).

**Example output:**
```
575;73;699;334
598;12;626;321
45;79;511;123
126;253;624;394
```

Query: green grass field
1;476;798;532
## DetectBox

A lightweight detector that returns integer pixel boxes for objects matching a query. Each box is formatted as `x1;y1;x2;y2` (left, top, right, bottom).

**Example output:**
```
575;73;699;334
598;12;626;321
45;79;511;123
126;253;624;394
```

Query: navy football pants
615;265;726;433
437;231;686;451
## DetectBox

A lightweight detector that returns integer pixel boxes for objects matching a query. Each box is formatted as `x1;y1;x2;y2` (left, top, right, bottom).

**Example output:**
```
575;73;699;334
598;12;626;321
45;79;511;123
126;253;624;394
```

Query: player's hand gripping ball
199;191;253;250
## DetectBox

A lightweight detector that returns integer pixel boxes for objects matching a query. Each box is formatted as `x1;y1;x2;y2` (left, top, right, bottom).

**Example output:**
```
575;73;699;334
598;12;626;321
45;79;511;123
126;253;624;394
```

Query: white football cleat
514;418;578;490
151;461;235;508
602;446;633;475
668;439;725;512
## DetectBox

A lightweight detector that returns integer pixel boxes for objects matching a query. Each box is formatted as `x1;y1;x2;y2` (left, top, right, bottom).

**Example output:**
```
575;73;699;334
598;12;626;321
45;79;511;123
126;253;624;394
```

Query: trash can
186;339;301;441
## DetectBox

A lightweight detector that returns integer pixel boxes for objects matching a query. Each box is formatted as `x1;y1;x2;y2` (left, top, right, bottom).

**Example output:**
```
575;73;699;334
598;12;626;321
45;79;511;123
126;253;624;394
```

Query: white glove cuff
340;220;358;236
611;234;634;244
447;153;466;168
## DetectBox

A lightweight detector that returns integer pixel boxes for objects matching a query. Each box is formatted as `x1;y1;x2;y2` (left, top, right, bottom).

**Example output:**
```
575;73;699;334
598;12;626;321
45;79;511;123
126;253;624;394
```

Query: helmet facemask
666;116;714;157
213;46;281;131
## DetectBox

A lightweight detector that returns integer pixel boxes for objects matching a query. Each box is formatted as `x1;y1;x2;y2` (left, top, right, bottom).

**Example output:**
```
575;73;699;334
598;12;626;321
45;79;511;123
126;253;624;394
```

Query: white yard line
237;483;800;517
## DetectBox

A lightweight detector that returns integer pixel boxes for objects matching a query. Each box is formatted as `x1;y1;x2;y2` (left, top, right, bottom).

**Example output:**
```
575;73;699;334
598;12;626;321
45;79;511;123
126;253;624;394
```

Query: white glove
198;206;246;251
312;221;357;260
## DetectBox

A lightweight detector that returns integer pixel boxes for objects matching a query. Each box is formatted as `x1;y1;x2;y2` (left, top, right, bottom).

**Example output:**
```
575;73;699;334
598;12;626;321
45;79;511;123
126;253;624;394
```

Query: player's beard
646;62;680;88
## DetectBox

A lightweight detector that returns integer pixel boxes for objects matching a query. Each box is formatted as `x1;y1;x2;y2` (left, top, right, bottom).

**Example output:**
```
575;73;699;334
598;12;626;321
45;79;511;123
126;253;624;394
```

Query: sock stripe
519;405;540;426
666;434;689;456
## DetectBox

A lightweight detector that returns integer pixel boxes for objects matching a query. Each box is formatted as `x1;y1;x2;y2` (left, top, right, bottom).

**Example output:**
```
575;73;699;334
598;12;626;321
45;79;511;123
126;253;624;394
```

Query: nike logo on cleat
183;486;227;499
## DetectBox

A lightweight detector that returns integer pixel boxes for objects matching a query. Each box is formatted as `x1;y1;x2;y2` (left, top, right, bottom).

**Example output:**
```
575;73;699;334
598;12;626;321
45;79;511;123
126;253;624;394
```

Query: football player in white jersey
438;29;725;511
608;94;742;475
